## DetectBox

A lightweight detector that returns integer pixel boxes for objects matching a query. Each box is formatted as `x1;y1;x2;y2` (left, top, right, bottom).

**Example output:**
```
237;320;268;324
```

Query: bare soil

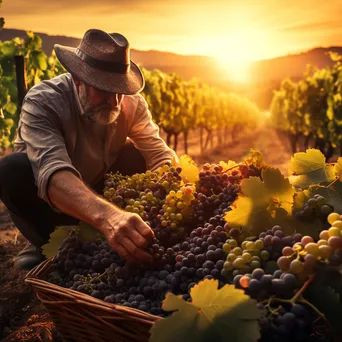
0;125;293;342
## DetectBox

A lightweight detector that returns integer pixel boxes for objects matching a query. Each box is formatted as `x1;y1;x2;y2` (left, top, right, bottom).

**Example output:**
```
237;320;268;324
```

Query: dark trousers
0;141;146;247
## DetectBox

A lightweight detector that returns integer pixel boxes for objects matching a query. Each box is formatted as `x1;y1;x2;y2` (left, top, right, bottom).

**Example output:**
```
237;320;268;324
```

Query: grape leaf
41;226;72;258
150;279;261;342
304;282;342;335
334;157;342;180
293;190;311;210
289;166;335;189
173;154;199;183
289;149;326;175
225;168;294;236
244;149;267;169
219;160;237;171
76;221;104;241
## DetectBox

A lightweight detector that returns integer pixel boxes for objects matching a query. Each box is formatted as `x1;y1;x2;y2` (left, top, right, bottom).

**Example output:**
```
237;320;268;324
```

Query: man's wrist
91;197;121;234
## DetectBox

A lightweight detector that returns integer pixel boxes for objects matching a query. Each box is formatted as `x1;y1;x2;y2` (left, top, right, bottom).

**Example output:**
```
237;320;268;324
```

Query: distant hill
1;28;342;109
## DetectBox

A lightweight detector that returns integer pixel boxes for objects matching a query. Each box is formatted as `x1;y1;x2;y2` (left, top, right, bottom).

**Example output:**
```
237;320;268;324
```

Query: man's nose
106;93;124;107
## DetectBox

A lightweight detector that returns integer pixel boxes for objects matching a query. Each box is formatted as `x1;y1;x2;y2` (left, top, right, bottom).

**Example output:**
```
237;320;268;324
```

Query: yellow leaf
245;149;267;168
288;149;326;175
219;160;237;171
225;168;295;235
175;154;199;183
334;157;342;180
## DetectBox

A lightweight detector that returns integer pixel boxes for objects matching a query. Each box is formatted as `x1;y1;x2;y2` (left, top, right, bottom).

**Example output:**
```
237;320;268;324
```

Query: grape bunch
157;185;195;230
294;193;334;223
258;302;329;342
221;225;301;279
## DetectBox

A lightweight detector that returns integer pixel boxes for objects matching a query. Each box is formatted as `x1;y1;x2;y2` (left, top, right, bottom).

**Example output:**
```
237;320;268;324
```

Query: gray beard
84;107;121;125
78;83;121;125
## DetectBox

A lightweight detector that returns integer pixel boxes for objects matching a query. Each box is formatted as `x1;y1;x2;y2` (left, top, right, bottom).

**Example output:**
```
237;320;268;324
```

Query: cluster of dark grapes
234;268;299;301
258;302;330;342
192;180;239;225
294;193;333;223
47;214;230;316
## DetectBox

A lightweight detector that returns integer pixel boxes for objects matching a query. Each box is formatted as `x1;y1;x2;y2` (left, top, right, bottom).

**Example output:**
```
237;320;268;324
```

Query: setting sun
213;28;269;83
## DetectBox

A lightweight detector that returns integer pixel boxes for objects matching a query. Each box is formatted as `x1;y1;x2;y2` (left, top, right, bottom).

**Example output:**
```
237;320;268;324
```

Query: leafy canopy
149;279;261;342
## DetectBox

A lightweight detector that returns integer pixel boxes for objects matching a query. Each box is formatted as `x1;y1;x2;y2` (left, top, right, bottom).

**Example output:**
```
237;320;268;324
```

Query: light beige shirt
14;73;178;208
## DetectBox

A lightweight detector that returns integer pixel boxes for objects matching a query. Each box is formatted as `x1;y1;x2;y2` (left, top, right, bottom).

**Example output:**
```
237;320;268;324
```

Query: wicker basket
25;258;161;342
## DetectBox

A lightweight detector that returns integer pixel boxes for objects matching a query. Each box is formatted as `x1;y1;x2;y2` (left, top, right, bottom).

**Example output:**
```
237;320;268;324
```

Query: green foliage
140;67;261;138
270;53;342;150
0;31;65;149
149;279;261;342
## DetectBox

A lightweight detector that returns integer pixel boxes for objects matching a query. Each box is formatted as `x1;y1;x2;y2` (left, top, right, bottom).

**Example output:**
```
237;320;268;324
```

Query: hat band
76;48;130;73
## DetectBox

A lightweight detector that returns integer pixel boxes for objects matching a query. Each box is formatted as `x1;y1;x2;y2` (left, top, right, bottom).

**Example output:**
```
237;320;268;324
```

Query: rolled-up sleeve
128;95;179;171
19;99;82;209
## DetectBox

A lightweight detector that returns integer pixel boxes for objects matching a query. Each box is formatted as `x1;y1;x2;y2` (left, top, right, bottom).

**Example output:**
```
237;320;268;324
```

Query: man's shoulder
121;93;147;115
24;73;73;105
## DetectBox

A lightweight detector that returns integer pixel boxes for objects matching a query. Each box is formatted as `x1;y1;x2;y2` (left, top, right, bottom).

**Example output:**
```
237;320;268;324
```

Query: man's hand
103;209;154;264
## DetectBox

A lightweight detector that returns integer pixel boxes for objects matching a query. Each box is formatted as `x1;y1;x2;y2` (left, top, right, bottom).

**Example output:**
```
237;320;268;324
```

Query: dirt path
0;125;293;341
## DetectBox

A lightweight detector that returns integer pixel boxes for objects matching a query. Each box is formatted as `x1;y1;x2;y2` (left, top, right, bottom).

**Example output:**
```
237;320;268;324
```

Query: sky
1;0;342;63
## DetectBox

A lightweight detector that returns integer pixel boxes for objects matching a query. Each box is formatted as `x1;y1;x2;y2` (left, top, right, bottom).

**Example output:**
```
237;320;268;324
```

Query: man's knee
0;152;33;195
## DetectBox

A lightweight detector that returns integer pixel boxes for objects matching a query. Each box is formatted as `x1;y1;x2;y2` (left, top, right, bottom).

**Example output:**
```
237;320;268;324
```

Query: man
0;29;177;270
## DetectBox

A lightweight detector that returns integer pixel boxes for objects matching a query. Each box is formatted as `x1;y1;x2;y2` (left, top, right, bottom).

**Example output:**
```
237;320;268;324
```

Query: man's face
78;82;124;125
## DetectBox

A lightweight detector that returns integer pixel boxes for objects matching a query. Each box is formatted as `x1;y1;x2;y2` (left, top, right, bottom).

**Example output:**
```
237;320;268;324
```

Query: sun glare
213;28;268;84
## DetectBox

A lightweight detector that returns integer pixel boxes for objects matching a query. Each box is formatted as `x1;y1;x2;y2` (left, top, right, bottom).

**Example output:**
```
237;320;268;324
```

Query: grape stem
326;177;340;189
261;275;329;324
290;274;314;303
223;163;245;174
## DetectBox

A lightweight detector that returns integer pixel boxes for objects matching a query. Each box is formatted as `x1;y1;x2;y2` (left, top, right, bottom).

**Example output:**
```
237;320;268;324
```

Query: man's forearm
47;169;115;233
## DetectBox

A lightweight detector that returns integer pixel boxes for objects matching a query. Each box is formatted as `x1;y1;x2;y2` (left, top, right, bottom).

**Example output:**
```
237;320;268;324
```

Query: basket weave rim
25;257;162;322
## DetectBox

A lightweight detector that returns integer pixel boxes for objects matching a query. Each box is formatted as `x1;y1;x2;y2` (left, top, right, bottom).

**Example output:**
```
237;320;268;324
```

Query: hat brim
54;45;145;95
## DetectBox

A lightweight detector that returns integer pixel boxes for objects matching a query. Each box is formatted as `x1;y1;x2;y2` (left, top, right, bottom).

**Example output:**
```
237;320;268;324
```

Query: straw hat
54;29;145;94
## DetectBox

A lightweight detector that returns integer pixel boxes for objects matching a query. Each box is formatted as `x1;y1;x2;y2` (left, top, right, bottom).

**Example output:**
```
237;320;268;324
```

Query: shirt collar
71;77;85;115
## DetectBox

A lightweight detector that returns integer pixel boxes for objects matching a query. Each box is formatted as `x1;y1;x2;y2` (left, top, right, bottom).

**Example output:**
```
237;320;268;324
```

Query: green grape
232;247;243;256
232;257;245;269
246;241;255;250
227;253;237;262
227;239;238;248
223;243;231;253
176;213;182;221
242;252;252;263
260;250;270;261
176;201;184;209
254;239;264;249
250;260;261;269
224;261;233;270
